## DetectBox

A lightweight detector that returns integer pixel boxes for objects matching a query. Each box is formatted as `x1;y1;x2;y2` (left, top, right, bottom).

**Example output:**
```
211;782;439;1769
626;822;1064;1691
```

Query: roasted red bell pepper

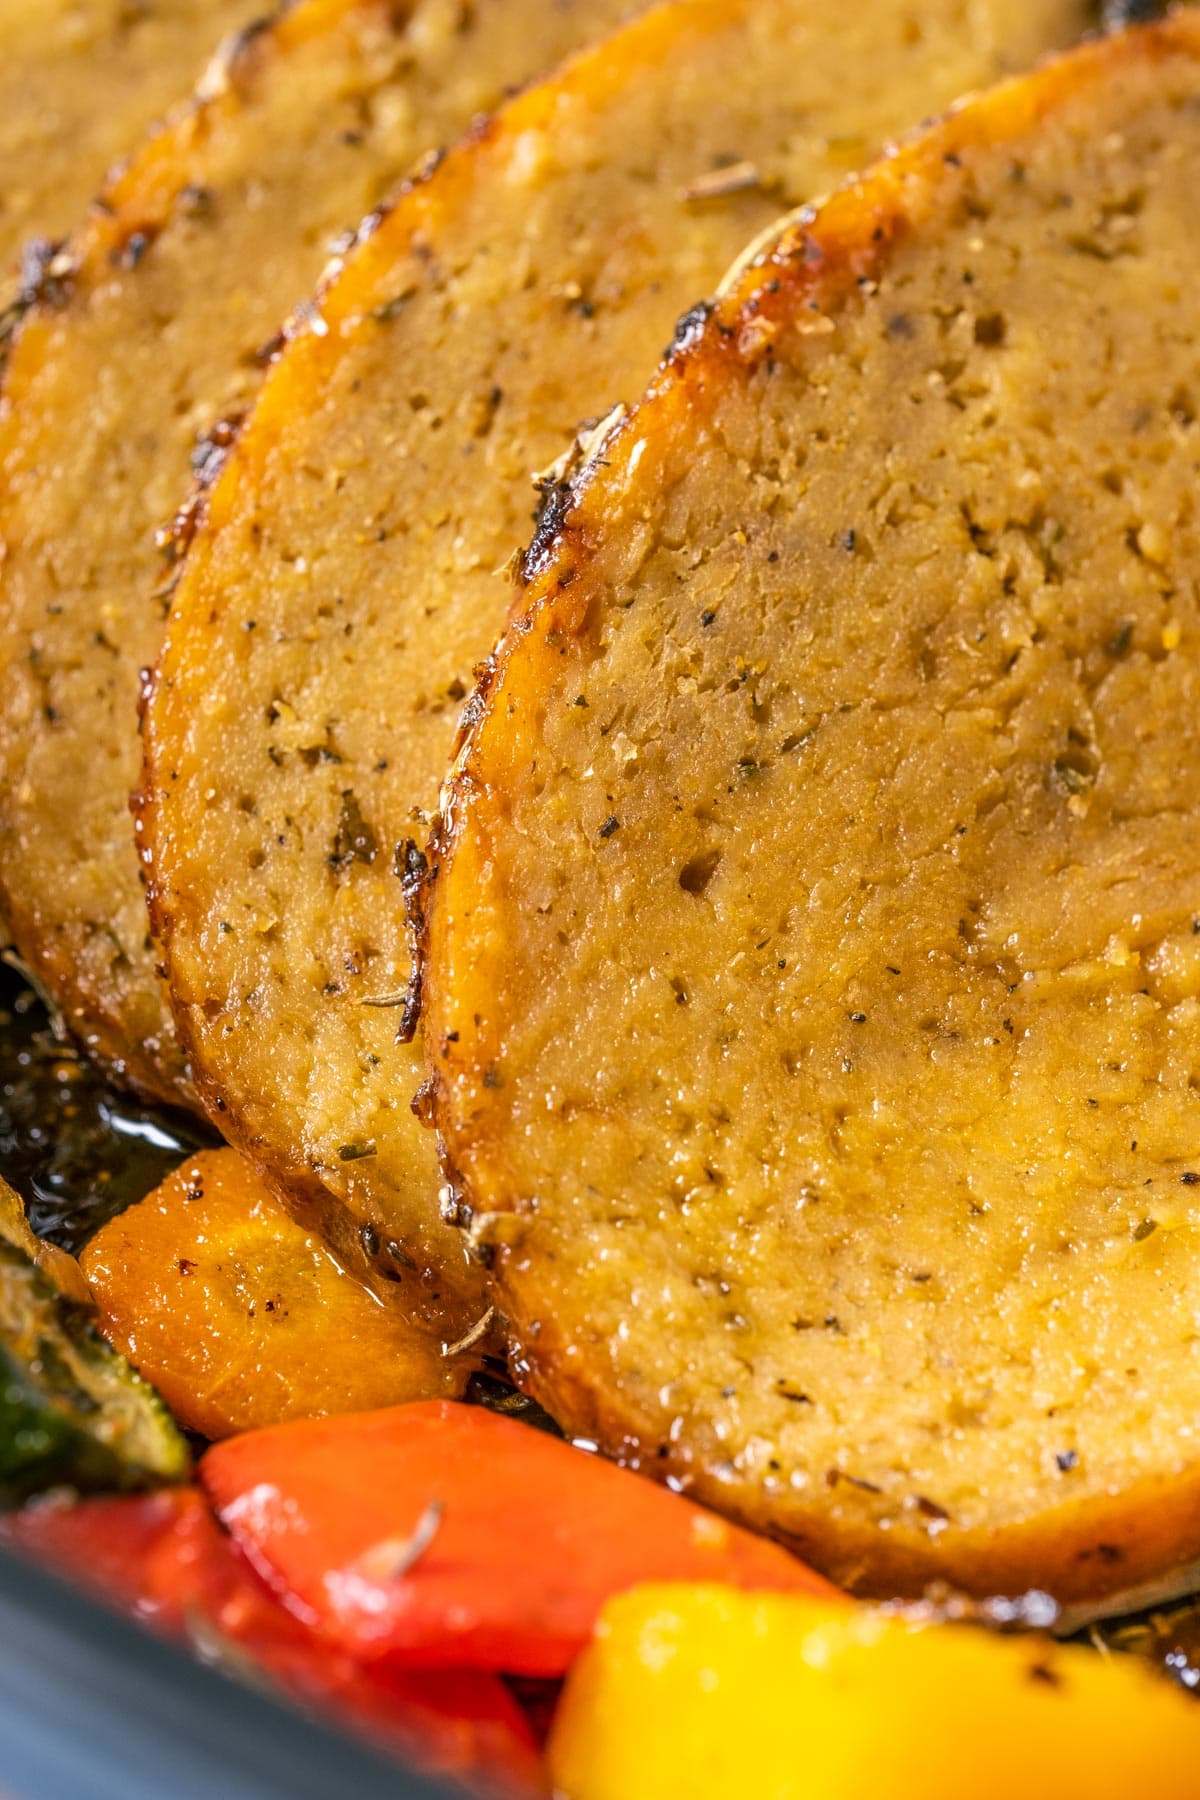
0;1487;202;1628
202;1399;837;1676
1;1490;542;1793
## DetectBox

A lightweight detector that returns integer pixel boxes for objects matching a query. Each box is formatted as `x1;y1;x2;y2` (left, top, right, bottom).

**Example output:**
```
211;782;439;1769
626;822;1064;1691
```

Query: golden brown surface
80;1149;467;1439
142;0;1096;1339
0;0;260;289
0;0;632;1122
425;16;1200;1602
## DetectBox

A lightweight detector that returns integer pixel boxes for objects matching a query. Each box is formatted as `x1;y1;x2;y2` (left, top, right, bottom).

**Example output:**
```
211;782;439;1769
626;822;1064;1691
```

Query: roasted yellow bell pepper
548;1584;1200;1799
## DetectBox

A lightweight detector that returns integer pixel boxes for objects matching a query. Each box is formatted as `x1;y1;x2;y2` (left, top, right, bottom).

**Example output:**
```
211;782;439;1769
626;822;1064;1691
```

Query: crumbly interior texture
0;0;634;1116
0;0;260;282
144;0;1097;1332
426;19;1200;1600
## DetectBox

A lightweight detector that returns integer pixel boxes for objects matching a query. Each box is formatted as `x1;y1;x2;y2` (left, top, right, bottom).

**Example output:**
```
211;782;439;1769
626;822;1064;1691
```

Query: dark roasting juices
0;962;214;1253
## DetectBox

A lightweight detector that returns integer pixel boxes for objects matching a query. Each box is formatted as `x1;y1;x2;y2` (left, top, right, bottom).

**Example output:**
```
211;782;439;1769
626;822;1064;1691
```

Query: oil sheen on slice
0;0;634;1122
141;0;1096;1333
425;17;1200;1603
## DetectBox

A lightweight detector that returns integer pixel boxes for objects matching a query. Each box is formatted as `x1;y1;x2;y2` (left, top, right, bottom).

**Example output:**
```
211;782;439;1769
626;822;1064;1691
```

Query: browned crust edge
420;11;1200;1602
0;3;299;1106
0;0;398;1110
0;8;281;352
134;0;749;1315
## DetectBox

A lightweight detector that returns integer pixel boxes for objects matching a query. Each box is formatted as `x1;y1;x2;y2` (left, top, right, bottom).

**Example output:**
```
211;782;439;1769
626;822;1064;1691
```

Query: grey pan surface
0;1542;466;1799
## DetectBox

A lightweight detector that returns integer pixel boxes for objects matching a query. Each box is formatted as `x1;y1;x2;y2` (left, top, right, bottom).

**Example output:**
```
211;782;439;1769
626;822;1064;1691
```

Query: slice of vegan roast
0;0;634;1125
140;0;1098;1333
424;14;1200;1604
0;0;260;299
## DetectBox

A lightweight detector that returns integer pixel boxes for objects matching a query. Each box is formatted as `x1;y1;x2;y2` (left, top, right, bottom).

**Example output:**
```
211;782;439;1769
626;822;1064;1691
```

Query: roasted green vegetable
0;1233;188;1504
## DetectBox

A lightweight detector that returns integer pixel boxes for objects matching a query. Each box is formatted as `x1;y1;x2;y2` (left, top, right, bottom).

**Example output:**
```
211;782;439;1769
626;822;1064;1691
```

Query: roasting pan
0;962;476;1798
0;1539;465;1800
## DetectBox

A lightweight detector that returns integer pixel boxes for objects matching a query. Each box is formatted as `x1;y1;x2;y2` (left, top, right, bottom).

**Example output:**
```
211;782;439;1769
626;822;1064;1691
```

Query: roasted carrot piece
1;1490;543;1793
80;1151;469;1438
203;1400;838;1675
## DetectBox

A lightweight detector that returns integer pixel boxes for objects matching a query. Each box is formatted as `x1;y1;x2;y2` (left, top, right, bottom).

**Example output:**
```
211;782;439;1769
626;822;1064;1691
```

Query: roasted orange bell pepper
549;1584;1200;1800
2;1489;543;1793
202;1400;837;1675
80;1150;468;1438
